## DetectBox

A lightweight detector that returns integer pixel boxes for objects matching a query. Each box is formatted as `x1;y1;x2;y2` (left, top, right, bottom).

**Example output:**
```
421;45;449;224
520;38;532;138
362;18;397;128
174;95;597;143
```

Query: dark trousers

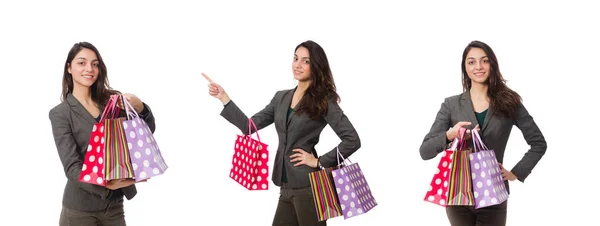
59;198;126;226
446;200;508;226
272;185;326;226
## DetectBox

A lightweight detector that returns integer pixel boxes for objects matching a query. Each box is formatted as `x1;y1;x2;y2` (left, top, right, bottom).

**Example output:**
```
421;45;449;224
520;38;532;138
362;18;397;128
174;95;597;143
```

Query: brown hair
293;40;340;119
461;40;522;118
61;42;120;105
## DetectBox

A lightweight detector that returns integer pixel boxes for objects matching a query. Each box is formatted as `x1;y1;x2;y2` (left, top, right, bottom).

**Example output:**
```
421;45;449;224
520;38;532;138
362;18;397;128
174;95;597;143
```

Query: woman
419;40;547;226
49;42;156;226
203;40;361;226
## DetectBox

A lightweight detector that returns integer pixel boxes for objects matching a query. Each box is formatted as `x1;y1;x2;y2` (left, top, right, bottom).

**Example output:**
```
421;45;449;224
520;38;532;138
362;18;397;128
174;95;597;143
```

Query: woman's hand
499;163;518;181
446;122;479;141
290;149;319;168
202;73;231;105
121;93;144;113
105;178;145;190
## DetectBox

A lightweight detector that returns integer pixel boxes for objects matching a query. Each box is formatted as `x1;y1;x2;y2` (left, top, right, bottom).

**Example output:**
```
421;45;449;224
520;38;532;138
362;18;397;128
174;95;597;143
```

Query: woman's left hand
290;149;318;168
499;163;517;181
121;93;145;113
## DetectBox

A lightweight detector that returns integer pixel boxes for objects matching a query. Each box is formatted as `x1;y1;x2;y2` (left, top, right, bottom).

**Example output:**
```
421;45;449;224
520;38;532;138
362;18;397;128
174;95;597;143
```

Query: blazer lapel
66;94;100;125
481;104;494;131
460;91;479;128
280;88;295;131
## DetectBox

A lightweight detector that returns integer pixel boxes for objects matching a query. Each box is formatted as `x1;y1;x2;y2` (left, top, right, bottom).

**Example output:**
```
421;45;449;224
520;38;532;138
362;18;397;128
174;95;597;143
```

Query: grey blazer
221;87;361;189
49;93;156;211
419;91;547;193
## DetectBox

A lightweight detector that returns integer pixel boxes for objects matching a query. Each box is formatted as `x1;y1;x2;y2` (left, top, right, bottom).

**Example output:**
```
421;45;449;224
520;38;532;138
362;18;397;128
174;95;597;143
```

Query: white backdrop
0;1;598;225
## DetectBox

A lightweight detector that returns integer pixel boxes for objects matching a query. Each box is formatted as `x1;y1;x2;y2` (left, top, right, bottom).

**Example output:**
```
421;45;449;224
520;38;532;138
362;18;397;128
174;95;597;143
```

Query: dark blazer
221;87;361;189
419;91;547;193
49;93;156;211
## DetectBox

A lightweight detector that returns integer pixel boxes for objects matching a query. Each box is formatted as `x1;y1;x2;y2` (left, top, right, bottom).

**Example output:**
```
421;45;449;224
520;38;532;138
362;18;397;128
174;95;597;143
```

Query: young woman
203;40;361;226
419;40;547;226
49;42;156;226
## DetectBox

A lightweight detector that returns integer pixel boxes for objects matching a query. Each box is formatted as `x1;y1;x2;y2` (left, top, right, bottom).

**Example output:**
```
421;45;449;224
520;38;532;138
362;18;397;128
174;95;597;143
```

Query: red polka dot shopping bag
79;94;120;186
330;147;377;220
469;129;508;209
122;97;168;182
229;118;269;190
424;127;475;207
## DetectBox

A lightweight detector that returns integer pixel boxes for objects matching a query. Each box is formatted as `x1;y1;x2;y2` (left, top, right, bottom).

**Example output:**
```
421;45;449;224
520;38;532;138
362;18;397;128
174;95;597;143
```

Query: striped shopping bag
425;127;474;207
104;95;135;180
309;167;342;221
447;148;475;205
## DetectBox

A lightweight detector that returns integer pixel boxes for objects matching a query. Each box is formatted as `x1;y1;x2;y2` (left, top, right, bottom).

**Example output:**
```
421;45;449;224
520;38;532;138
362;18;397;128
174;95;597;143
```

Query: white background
1;0;598;225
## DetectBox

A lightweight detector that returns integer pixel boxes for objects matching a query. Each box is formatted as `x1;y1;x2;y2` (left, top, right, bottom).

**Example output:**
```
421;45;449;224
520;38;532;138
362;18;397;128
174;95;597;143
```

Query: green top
282;108;293;183
475;109;488;127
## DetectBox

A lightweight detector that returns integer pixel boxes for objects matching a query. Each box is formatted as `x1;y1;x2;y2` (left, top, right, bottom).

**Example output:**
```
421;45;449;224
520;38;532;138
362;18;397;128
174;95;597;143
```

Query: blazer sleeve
139;102;156;133
220;92;278;135
510;103;547;182
419;98;452;160
49;108;107;199
317;99;361;168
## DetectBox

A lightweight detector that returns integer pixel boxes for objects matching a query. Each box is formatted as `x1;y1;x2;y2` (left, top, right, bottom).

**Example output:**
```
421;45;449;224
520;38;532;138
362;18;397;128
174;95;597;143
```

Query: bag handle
471;129;488;152
122;95;140;120
246;118;260;142
449;127;467;151
99;95;120;121
335;146;352;167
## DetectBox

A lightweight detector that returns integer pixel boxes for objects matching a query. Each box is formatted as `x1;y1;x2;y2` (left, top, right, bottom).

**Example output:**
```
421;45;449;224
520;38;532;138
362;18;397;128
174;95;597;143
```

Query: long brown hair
61;42;119;105
293;40;340;120
461;40;522;118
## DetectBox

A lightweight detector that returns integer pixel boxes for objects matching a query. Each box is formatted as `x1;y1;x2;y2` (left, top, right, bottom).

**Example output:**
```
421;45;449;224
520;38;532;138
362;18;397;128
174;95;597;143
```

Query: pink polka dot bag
229;118;269;190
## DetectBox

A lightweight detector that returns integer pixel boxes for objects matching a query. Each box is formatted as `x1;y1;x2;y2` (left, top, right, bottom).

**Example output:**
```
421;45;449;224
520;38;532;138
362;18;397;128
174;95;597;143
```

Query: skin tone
454;47;517;181
68;48;148;189
202;46;321;169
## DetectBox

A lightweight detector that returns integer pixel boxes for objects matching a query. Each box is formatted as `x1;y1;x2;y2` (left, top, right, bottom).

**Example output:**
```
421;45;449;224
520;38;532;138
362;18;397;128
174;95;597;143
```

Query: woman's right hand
106;179;140;190
446;122;479;141
202;73;231;105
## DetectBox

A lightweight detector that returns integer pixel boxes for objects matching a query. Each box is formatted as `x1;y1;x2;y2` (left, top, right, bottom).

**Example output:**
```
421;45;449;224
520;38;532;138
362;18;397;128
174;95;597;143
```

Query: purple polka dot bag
330;147;377;220
122;97;168;182
469;129;509;209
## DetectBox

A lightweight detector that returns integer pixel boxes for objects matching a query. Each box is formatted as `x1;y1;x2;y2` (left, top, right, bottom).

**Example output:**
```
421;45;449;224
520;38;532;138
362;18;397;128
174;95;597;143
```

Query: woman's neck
469;82;489;100
296;80;310;94
72;86;94;105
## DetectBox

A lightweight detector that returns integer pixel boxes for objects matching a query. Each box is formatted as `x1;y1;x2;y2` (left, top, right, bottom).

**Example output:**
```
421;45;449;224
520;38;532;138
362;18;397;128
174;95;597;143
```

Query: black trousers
272;185;326;226
446;200;508;226
59;198;126;226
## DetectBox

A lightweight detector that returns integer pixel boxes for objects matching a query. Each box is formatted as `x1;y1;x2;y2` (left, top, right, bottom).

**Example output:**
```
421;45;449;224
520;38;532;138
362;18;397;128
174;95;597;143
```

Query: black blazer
49;94;156;211
419;91;547;193
221;87;361;189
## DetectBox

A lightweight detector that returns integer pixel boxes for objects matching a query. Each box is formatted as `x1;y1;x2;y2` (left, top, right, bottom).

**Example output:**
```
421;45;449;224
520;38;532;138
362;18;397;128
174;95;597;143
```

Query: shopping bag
424;127;474;206
122;97;168;182
309;166;342;221
104;95;135;181
331;147;377;219
229;118;269;190
469;129;509;209
447;145;474;206
79;95;119;186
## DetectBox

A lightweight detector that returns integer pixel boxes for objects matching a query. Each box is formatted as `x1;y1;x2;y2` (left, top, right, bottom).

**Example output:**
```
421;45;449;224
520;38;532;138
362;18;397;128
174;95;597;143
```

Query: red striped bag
309;167;342;221
104;95;135;180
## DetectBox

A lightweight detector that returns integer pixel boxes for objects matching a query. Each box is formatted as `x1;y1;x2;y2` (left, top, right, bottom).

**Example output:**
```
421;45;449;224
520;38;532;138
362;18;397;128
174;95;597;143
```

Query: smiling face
464;47;490;85
67;48;99;90
292;46;311;82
